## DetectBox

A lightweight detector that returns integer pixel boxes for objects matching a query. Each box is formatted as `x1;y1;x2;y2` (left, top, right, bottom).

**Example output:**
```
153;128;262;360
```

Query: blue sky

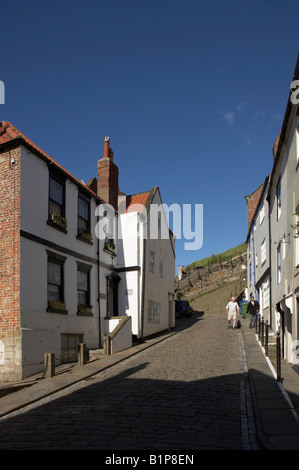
1;0;298;272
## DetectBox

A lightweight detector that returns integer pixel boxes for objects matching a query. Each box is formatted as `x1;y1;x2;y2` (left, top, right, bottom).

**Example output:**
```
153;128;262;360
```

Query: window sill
47;308;68;315
76;234;93;245
47;220;67;234
104;241;116;256
77;311;93;317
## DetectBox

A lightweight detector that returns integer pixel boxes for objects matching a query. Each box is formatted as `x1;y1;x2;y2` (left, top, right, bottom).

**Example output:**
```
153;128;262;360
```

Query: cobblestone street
0;308;259;451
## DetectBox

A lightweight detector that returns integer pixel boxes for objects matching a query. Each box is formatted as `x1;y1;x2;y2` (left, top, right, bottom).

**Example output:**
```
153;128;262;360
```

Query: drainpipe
140;219;146;341
267;198;273;329
97;206;102;347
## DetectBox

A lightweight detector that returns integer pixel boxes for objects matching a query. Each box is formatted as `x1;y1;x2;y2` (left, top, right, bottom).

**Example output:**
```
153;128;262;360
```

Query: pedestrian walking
226;296;240;329
246;296;260;328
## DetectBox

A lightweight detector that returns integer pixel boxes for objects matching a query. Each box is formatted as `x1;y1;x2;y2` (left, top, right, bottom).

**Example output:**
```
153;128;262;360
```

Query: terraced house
0;122;175;381
245;55;299;364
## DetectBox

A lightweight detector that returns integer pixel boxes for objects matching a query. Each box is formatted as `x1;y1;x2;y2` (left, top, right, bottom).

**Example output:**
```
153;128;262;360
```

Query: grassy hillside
187;242;246;271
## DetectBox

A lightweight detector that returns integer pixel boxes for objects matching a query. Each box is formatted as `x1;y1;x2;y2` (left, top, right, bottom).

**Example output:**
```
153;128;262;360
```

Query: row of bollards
44;343;87;379
256;317;281;382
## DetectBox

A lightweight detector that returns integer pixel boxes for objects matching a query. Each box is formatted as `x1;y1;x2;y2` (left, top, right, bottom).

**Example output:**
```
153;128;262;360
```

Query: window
49;175;65;217
61;334;83;363
78;194;91;240
260;202;265;224
47;251;66;311
255;253;258;268
77;270;89;305
48;173;67;230
263;279;270;308
148;300;161;325
78;196;90;231
276;177;281;220
277;243;281;284
149;250;156;274
48;260;63;302
77;262;92;314
261;238;266;265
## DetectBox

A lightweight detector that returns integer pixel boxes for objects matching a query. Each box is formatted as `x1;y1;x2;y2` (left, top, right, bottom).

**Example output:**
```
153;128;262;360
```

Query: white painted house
245;176;271;323
118;187;176;340
266;56;299;363
0;122;175;381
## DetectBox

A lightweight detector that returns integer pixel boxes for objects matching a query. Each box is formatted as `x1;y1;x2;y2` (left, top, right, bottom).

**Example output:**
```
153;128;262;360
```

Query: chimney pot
103;136;110;159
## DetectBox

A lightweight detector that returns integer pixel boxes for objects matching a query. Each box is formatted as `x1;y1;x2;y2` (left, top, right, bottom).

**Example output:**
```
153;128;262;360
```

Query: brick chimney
245;183;263;230
97;137;119;210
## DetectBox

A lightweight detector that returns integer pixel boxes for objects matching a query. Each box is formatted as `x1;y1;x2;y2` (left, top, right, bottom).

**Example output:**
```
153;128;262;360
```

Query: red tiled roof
0;121;100;200
118;191;150;214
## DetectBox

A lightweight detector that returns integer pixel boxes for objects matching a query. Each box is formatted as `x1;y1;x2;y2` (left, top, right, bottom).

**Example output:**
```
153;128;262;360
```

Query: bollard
44;353;55;378
265;321;269;357
277;332;281;382
78;343;87;366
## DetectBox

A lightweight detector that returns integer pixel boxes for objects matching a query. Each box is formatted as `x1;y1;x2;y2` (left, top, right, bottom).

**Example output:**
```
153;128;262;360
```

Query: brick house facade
0;143;21;379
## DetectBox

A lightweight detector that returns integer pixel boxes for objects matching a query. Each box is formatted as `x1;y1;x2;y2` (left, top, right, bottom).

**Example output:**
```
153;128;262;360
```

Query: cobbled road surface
0;309;257;450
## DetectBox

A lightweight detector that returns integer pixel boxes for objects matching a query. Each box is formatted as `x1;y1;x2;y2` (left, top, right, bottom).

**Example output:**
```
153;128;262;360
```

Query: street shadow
174;310;204;330
2;360;299;450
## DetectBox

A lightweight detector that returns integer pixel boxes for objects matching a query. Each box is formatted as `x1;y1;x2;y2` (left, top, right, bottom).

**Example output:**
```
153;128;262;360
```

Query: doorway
106;272;120;317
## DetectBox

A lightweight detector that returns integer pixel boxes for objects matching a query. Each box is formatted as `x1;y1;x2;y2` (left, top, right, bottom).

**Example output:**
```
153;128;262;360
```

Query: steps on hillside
176;254;247;301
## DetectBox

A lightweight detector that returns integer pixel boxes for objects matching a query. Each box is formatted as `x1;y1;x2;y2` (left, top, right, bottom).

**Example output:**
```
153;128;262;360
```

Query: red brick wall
245;183;263;230
0;145;21;333
97;157;119;211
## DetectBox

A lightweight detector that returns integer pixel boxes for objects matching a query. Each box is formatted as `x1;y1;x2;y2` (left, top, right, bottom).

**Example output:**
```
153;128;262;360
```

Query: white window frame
260;202;265;225
261;238;266;265
263;279;269;309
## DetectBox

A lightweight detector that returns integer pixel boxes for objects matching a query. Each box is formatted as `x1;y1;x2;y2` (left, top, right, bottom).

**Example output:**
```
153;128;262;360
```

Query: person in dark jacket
247;296;260;328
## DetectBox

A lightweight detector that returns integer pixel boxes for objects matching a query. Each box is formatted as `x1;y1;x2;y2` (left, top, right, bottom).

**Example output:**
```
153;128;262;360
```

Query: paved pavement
0;312;299;451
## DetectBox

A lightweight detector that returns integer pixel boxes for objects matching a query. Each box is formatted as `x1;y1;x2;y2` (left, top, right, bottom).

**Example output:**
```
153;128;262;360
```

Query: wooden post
78;343;87;365
44;353;55;378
